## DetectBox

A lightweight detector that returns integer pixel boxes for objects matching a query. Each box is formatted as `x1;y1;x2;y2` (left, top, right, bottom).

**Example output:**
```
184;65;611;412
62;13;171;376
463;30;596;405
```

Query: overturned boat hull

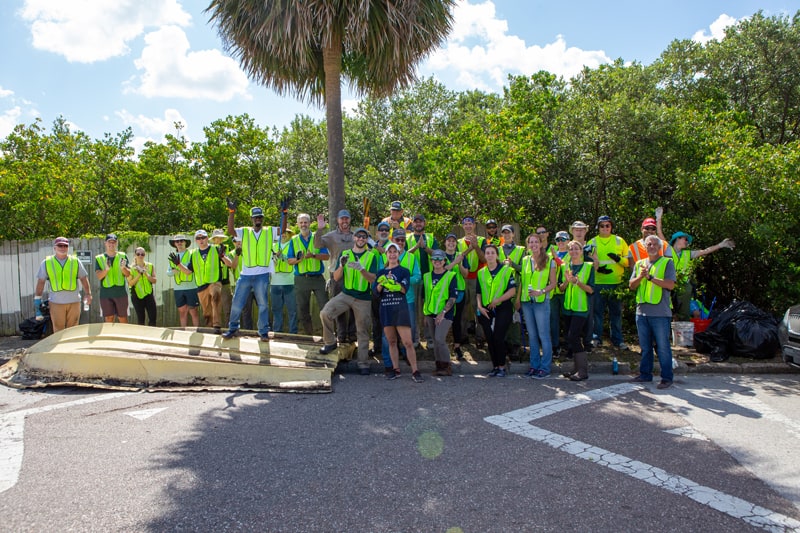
0;324;345;392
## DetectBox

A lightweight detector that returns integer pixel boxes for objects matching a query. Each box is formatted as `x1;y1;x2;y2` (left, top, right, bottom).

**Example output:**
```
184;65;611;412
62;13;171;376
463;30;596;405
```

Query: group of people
34;201;734;389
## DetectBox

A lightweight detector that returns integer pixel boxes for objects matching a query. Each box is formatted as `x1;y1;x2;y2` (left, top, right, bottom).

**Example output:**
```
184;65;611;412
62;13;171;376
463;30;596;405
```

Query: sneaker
630;375;651;383
591;338;602;348
615;342;630;350
487;368;500;377
495;368;507;377
319;343;338;355
534;370;551;379
386;369;400;380
411;371;424;383
657;380;673;389
221;329;238;339
524;368;537;377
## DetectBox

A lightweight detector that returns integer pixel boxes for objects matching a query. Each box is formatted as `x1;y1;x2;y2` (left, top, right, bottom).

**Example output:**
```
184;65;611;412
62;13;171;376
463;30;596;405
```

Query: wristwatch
647;273;653;281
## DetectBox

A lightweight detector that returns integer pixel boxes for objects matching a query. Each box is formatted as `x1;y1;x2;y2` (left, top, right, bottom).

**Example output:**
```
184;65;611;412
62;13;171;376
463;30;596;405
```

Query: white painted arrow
125;407;167;421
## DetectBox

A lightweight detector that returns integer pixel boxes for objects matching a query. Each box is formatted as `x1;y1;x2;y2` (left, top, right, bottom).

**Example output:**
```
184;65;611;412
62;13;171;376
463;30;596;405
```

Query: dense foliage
1;11;798;313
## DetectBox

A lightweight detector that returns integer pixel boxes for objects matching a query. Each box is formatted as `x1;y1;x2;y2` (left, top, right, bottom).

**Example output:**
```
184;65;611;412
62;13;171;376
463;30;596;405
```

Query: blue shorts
175;288;199;308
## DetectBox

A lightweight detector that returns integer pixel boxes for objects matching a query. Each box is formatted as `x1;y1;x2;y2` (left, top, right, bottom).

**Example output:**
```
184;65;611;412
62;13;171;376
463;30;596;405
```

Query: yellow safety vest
423;270;456;315
445;253;466;291
520;256;551;303
291;233;324;274
131;263;154;299
477;264;513;306
670;248;692;276
96;253;127;288
343;249;376;292
588;235;628;284
562;262;593;312
635;257;671;304
173;250;193;285
45;256;79;292
242;227;273;268
273;239;294;273
190;247;221;285
458;236;485;273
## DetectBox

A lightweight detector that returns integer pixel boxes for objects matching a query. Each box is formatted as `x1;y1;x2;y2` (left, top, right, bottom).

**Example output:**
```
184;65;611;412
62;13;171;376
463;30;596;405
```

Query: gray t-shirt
37;256;89;305
316;228;353;271
631;258;676;317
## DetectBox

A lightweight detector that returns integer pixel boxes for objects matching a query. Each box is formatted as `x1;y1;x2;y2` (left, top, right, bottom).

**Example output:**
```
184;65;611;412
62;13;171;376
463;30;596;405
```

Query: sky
1;0;797;152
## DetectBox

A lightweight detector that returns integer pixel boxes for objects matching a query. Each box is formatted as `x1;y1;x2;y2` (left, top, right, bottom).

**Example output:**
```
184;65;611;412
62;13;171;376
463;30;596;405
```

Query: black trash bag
693;300;779;360
19;316;47;340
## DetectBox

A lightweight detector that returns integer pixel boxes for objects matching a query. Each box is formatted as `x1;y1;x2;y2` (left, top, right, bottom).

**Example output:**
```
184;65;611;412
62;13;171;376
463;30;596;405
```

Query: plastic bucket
691;318;711;334
671;321;694;347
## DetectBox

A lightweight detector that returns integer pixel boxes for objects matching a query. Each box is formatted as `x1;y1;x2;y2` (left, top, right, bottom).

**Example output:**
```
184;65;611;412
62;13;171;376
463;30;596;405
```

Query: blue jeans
270;284;297;333
635;314;673;382
229;273;270;336
522;299;552;373
593;283;623;346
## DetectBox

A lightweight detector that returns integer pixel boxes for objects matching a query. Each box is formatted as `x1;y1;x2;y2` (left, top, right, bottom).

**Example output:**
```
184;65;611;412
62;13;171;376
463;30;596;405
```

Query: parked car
778;304;800;369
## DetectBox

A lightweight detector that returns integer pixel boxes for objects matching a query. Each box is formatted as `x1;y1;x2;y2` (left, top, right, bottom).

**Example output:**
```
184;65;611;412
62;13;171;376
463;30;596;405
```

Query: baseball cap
353;227;369;237
413;213;425;221
337;209;351;219
597;215;612;226
53;237;69;246
390;201;403;210
501;224;513;233
555;231;570;241
250;207;264;217
570;221;589;229
195;229;208;238
485;219;497;227
385;242;402;252
392;228;407;238
431;250;447;261
105;233;118;241
377;221;390;230
445;233;457;241
641;217;657;228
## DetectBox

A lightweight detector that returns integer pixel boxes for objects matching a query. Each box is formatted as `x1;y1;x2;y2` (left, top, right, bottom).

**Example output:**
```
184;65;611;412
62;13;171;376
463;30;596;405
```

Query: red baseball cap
641;218;657;228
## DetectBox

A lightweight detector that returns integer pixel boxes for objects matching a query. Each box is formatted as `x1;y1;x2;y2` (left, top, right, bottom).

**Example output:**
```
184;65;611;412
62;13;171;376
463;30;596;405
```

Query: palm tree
206;0;455;218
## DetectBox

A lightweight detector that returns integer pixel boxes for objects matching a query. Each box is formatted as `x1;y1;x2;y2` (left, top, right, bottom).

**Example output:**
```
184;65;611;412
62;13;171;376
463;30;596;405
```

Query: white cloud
19;0;191;63
0;86;13;98
125;26;250;101
0;107;23;139
692;14;739;45
424;0;611;90
116;108;189;153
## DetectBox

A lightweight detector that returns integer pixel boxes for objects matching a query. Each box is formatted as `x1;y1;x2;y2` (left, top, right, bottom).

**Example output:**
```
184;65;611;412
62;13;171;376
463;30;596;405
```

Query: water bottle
83;298;90;312
612;356;619;375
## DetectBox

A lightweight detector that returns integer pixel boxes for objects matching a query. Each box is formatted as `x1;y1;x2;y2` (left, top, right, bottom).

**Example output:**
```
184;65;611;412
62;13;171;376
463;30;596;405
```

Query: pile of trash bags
693;300;780;362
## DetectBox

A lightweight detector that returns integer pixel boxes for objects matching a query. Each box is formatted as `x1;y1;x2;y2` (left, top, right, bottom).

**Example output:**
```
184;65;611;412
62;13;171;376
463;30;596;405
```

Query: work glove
235;247;242;256
34;297;42;318
120;258;128;268
583;244;596;255
377;275;403;292
226;196;237;212
217;244;226;257
655;206;663;221
718;238;735;249
607;252;622;263
597;266;613;275
295;251;304;261
168;252;180;266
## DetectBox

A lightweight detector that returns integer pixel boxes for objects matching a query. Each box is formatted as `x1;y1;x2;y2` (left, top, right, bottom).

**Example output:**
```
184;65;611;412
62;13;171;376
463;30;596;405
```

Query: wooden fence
0;235;325;336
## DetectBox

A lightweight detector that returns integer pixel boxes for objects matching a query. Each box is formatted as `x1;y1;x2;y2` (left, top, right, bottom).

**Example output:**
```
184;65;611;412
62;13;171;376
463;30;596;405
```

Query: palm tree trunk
323;39;345;219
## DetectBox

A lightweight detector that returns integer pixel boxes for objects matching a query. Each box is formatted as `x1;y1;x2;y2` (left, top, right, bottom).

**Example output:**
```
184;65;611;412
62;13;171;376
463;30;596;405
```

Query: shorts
175;288;200;308
100;295;129;318
380;301;411;328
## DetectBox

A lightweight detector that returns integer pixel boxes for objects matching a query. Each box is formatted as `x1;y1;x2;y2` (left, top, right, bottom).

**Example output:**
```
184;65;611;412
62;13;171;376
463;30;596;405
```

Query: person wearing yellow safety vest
319;228;378;375
500;224;526;357
655;206;736;321
549;231;570;359
175;229;229;333
210;229;234;327
270;228;298;334
423;249;458;376
568;220;596;350
287;213;330;335
226;235;256;330
476;244;517;377
458;216;487;349
587;215;630;350
443;233;469;360
127;247;157;327
558;240;595;381
407;213;440;348
535;225;558;258
519;233;557;379
376;242;424;382
223;202;276;342
95;233;131;324
35;236;92;332
167;233;200;328
381;200;413;235
629;235;677;389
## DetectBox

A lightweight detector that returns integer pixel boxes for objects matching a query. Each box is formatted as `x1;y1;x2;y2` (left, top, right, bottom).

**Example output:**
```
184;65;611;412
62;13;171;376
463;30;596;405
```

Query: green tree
205;0;455;220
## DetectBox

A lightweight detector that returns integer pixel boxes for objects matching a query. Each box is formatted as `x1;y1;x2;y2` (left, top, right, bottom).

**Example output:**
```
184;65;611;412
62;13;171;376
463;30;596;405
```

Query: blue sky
1;0;796;151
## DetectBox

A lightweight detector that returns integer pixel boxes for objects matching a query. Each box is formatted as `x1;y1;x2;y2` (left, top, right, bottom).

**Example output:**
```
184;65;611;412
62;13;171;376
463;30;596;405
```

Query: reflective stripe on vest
274;240;293;273
191;247;221;285
635;256;670;304
132;263;154;298
174;250;193;285
343;249;376;292
242;227;273;268
45;256;79;292
291;233;323;274
671;248;691;275
445;254;466;291
562;262;592;312
520;256;550;303
499;245;525;264
423;270;456;315
96;254;127;288
477;265;513;306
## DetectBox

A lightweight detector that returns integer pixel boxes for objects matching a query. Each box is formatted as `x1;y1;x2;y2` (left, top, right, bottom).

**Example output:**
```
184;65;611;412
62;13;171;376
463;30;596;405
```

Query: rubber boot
569;351;588;381
433;361;444;376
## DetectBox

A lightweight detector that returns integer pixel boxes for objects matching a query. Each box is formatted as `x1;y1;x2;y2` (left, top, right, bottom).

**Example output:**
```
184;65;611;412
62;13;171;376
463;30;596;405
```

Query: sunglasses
598;224;612;228
55;244;68;248
355;234;368;239
432;258;445;262
378;228;389;232
136;252;146;256
556;238;568;242
196;237;207;240
536;230;548;234
486;226;497;230
643;226;657;231
394;238;406;242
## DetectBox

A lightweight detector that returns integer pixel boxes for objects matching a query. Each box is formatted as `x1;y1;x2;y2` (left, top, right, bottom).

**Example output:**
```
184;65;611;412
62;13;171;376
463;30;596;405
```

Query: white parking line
485;384;800;532
0;392;132;493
